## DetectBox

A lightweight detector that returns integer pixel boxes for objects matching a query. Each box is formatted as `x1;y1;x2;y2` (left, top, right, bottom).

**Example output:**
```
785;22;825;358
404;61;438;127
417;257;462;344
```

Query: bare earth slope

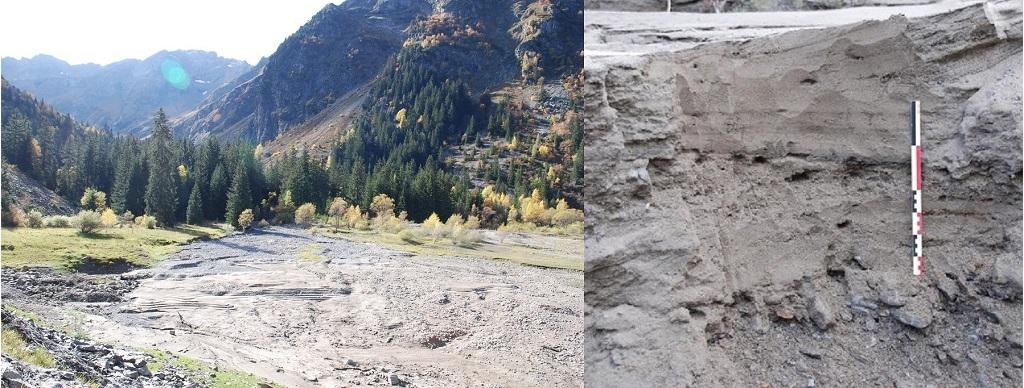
2;164;76;216
78;227;583;387
584;3;1022;387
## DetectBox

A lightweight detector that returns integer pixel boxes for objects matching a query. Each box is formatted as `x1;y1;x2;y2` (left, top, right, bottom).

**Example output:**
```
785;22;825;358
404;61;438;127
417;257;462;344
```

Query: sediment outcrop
584;3;1022;386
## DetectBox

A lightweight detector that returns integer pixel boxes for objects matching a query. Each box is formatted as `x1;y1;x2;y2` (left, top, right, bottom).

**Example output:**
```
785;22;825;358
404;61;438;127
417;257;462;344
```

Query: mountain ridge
172;0;432;142
1;50;251;136
174;0;583;143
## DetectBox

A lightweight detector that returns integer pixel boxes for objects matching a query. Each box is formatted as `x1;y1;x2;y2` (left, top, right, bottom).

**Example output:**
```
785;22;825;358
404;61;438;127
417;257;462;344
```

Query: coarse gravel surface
62;226;586;387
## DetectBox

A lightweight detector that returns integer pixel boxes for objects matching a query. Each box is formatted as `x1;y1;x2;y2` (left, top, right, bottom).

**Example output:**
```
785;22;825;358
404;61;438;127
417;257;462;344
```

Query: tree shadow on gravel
208;239;278;255
245;227;312;240
170;226;220;240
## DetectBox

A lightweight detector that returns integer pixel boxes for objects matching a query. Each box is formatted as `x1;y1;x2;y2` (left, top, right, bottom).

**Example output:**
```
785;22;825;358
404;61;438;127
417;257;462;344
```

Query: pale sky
0;0;336;65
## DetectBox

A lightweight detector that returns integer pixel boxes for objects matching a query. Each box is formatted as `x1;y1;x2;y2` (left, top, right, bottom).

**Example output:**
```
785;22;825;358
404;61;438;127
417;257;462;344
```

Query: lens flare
160;60;191;90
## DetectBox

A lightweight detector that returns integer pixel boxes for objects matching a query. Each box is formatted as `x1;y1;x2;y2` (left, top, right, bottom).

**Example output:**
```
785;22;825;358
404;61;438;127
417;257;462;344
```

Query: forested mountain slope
1;78;110;195
173;0;582;142
172;0;431;142
181;0;584;225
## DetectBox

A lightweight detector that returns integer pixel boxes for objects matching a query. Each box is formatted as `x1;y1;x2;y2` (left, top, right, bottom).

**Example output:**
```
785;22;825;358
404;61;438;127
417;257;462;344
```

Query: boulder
893;308;932;329
879;291;907;307
388;373;407;386
807;297;835;330
992;255;1023;291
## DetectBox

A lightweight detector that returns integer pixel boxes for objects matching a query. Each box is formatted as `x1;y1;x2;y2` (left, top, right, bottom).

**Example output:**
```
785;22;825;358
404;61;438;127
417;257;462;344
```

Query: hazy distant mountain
1;51;251;135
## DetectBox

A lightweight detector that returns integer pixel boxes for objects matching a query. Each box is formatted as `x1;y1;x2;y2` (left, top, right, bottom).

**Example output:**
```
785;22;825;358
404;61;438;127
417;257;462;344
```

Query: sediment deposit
584;3;1022;386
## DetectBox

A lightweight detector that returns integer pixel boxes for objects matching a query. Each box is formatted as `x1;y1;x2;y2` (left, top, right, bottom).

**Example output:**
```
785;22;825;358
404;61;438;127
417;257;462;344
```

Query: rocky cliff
1;51;250;136
584;3;1022;386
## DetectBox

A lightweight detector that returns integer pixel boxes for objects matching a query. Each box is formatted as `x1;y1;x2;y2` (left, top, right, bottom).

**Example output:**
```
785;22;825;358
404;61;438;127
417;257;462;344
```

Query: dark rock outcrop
1;310;199;387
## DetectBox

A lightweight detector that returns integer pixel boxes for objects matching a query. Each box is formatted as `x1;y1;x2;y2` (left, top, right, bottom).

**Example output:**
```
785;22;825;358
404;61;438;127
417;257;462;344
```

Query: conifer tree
109;153;133;214
463;115;476;139
144;109;178;226
207;163;228;220
225;162;252;227
186;181;203;224
1;113;30;170
346;160;365;205
39;127;58;188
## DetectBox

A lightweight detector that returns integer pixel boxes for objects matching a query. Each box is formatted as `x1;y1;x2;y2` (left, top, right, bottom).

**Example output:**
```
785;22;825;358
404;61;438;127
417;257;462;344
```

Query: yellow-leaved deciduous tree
177;164;188;179
464;215;481;230
395;108;408;128
423;212;443;242
445;214;464;235
449;213;482;247
343;205;364;229
80;188;107;211
100;208;118;228
274;191;297;224
29;138;42;159
370;194;396;219
295;203;317;225
507;136;519;150
481;185;510;209
538;144;551;157
556;198;570;211
371;194;403;232
506;207;520;223
238;209;254;232
327;197;348;227
551;199;583;226
253;144;265;158
28;138;44;177
135;214;157;229
519;188;549;225
546;165;558;181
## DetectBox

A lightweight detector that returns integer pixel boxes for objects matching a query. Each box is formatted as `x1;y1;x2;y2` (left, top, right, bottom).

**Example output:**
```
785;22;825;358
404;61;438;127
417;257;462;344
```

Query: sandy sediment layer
584;3;1022;386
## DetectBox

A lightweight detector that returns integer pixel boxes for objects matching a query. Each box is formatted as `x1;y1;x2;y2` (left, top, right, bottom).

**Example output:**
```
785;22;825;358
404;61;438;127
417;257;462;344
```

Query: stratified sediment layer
584;3;1022;386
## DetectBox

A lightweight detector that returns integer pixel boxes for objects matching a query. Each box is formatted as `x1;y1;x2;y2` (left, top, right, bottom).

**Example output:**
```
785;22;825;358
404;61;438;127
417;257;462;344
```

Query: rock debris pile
1;310;200;387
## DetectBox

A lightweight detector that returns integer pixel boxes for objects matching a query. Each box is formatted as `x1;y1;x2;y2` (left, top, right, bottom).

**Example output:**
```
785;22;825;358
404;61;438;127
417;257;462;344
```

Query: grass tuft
3;304;42;324
297;243;325;262
143;348;282;388
1;327;56;368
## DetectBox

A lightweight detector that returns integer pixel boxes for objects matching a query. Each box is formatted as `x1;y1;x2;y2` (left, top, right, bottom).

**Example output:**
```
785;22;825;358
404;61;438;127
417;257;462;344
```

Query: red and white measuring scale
911;101;924;276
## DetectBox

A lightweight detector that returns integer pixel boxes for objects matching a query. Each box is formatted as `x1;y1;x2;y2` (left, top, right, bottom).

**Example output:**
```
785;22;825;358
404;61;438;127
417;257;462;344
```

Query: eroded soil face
6;227;583;387
584;3;1022;387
